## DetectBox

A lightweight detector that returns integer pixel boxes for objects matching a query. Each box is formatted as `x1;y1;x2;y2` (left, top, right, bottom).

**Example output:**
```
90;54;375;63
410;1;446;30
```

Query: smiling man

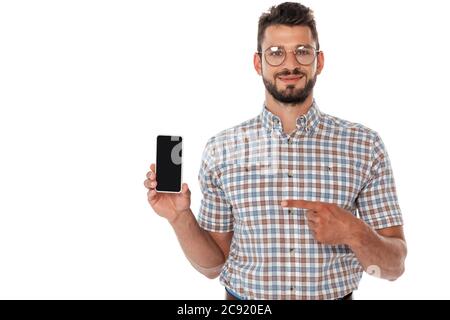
144;2;407;300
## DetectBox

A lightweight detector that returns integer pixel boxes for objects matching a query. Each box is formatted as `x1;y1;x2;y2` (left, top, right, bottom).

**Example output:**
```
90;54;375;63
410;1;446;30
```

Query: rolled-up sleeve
356;133;403;229
197;138;234;232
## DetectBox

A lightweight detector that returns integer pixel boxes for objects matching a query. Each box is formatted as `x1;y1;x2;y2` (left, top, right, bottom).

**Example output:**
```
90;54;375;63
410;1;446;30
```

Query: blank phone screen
156;135;182;192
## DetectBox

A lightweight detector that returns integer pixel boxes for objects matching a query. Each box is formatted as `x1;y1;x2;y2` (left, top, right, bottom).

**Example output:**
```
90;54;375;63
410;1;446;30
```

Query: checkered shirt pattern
197;100;403;300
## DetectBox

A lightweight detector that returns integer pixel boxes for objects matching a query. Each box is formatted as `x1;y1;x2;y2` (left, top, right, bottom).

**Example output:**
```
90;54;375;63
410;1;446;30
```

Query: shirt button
290;248;294;253
287;171;293;177
288;209;293;214
290;286;294;291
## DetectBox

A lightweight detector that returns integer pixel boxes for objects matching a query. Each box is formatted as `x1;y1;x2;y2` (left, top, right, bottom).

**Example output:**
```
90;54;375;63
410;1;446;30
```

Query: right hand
144;163;191;223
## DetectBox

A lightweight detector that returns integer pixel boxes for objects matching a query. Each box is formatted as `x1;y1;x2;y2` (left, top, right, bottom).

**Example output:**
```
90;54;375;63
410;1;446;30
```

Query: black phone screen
156;135;182;193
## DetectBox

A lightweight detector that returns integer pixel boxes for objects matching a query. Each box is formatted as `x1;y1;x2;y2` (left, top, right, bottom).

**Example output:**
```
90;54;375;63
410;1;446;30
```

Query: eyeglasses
258;45;320;66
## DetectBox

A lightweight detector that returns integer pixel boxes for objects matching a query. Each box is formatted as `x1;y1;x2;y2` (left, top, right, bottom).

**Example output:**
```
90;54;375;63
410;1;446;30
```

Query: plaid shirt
197;100;403;300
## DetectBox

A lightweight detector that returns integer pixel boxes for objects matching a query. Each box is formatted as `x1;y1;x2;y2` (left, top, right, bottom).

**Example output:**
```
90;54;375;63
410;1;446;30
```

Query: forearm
347;220;407;280
169;208;226;278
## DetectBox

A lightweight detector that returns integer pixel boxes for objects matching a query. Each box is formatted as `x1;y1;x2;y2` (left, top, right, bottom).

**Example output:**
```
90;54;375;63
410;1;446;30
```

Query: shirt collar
261;99;322;135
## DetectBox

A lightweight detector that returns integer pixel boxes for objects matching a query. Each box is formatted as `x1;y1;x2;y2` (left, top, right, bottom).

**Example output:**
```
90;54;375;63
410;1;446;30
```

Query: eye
296;48;312;56
268;47;284;56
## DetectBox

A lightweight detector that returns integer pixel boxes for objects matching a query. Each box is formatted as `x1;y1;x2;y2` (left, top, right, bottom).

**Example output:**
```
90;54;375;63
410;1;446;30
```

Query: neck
264;92;314;135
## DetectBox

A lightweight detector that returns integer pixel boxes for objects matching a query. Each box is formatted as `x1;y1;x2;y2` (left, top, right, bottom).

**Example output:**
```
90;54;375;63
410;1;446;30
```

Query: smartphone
156;135;183;193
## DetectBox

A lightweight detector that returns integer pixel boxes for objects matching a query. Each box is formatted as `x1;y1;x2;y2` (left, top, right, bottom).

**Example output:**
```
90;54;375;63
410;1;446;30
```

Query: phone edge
155;135;183;194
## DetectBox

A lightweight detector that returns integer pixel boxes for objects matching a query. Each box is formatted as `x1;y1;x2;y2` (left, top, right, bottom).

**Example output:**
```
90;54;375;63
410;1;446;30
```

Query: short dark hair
257;2;320;53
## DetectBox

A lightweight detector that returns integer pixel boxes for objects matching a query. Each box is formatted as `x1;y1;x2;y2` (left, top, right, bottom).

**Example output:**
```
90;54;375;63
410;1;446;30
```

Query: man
144;2;407;300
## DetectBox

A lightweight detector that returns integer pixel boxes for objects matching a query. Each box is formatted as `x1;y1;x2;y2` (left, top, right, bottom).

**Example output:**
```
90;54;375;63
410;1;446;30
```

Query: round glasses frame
258;45;320;66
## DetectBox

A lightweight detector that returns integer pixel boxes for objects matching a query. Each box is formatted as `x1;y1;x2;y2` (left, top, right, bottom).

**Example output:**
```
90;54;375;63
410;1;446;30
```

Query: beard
263;68;316;105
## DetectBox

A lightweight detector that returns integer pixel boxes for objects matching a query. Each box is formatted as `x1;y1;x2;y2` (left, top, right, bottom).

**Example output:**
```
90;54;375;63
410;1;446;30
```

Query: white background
1;0;449;299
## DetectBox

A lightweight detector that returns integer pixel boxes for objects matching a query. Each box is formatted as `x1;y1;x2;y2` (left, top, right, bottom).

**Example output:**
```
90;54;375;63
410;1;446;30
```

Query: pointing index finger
281;200;321;210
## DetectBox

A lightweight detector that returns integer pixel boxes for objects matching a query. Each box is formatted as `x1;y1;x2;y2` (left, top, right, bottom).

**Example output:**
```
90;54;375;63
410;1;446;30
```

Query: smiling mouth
278;75;304;83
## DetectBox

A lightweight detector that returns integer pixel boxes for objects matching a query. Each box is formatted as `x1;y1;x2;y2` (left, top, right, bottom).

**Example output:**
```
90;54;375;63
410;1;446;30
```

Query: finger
305;210;320;223
181;183;191;197
147;188;158;201
307;219;318;230
144;179;157;189
150;163;156;173
308;222;318;235
146;171;156;180
281;199;322;210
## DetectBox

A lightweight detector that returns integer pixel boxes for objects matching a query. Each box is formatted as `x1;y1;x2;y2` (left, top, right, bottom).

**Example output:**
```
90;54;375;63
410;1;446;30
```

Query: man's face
254;25;324;105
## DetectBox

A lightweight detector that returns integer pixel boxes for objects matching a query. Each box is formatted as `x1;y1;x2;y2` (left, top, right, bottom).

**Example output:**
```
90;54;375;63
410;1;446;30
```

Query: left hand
281;200;359;245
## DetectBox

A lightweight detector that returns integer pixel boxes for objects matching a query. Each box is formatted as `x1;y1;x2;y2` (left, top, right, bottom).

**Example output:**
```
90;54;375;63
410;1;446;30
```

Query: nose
282;50;301;69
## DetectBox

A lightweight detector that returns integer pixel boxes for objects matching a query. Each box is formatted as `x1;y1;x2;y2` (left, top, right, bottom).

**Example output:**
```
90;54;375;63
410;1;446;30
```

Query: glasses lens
295;46;316;65
265;47;285;66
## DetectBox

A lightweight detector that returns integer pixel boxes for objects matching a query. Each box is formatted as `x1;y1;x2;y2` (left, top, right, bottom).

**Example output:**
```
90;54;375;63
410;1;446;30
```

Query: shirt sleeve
197;138;234;232
356;133;403;229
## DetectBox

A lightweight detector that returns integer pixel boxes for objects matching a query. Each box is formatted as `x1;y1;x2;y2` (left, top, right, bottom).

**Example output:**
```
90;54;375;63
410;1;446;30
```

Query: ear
253;52;262;76
316;51;324;75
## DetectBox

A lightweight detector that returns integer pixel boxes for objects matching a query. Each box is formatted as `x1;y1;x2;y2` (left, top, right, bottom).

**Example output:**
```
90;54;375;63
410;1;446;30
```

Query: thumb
181;183;191;197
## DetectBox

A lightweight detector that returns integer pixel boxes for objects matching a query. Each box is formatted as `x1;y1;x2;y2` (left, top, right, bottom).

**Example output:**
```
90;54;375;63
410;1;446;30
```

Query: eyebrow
267;43;315;48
